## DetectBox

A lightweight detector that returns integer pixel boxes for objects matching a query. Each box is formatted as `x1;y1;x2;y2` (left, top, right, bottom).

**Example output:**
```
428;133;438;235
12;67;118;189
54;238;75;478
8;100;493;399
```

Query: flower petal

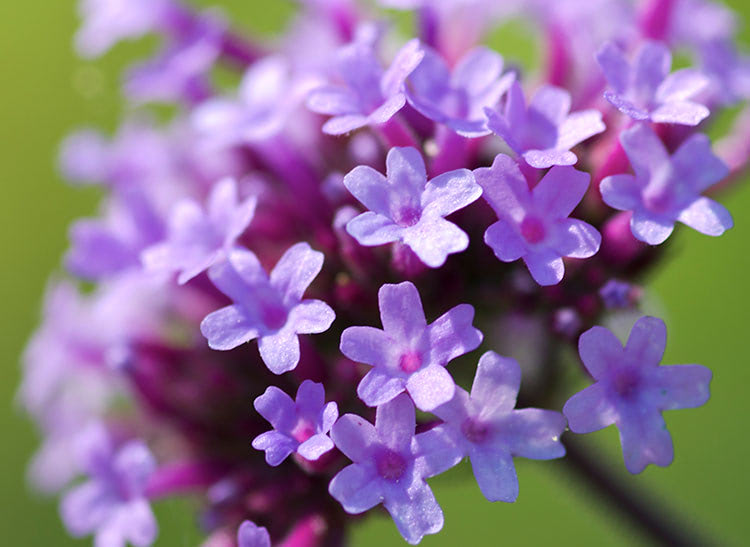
624;316;666;368
406;364;456;412
329;464;384;514
468;446;518;502
471;351;520;417
677;197;733;236
258;327;300;374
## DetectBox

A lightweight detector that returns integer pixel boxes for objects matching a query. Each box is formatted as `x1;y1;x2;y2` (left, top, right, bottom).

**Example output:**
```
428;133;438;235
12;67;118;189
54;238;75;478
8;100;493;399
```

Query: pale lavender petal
655;69;709;102
331;414;379;462
251;431;297;466
578;325;624;379
484;220;526;262
451;47;504;96
269;242;324;304
522;148;577;169
530;85;571;126
381;39;424;97
376;393;415;451
340;326;391;366
296;380;325;415
471;351;520;417
113;441;155;493
468;446;517;502
624;316;666;368
421;169;481;218
646;365;712;410
596;42;631;94
289;300;336;334
563;383;618;433
258;327;300;374
523;250;564;286
200;306;260;351
297;433;335;461
401;216;469;267
357;369;406;407
413;426;464;478
532;165;590;220
485;107;521;154
495;409;566;460
238;521;271;547
323;114;368;135
383;481;443;544
378;282;427;344
321;401;339;432
346;212;403;246
604;91;650;121
118;499;157;547
630;210;675;245
650;101;710;126
427;304;482;367
307;85;361;115
553;218;601;259
677;197;733;236
254;386;297;431
600;174;642;211
672;134;729;193
61;482;112;536
367;94;407;125
634;42;671;96
474;154;530;223
406;364;456;412
618;411;674;474
385;147;427;201
343;165;391;216
329;464;383;514
503;81;527;134
556;110;606;151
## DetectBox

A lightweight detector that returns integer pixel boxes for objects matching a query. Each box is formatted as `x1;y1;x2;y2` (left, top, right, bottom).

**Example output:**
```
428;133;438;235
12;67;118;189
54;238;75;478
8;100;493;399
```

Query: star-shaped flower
340;281;483;411
597;40;710;125
200;243;336;374
252;380;339;465
600;124;732;245
343;147;482;268
141;178;257;284
430;351;566;502
329;394;459;545
406;46;515;137
485;81;605;168
306;38;424;135
563;317;712;474
60;424;158;547
475;154;601;286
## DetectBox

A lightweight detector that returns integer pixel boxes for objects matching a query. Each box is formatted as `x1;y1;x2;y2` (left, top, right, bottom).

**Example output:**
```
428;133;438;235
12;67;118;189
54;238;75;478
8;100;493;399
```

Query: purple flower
599;279;638;309
75;0;170;58
485;81;605;168
597;40;710;126
340;281;482;411
475;154;601;286
430;351;565;502
200;243;336;374
252;380;339;465
406;46;515;137
60;424;158;547
329;394;459;544
141;178;257;284
563;317;712;474
237;520;270;547
306;38;424;135
343;147;481;267
600;124;732;245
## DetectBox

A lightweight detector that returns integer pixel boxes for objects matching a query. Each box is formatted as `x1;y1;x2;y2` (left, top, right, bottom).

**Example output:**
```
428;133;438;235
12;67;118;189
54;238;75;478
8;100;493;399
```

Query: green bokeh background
1;1;749;545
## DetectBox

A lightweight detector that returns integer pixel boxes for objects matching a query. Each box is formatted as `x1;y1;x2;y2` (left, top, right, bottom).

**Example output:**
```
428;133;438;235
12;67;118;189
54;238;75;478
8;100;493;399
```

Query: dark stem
562;434;712;547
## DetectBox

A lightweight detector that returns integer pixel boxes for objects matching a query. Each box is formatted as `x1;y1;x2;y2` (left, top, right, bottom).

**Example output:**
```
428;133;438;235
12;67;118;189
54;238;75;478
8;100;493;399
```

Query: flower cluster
21;0;748;545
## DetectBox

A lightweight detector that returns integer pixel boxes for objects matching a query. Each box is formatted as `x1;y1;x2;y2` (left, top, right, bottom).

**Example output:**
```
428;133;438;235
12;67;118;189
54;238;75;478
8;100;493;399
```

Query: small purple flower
430;351;566;502
306;38;424;135
340;281;482;411
329;394;459;544
237;520;270;547
60;424;158;547
406;46;515;137
599;279;638;309
200;243;336;374
485;81;605;168
475;154;601;286
563;317;712;474
252;380;339;465
597;40;710;126
600;124;732;245
141;178;257;284
343;147;481;267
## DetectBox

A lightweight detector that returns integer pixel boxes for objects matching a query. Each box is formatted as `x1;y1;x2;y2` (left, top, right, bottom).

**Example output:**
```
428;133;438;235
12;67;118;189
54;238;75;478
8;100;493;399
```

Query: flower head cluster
20;0;746;545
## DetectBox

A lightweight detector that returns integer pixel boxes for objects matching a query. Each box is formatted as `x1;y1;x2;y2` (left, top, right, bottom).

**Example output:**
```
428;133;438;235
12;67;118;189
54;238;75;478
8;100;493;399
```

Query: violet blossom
343;146;482;267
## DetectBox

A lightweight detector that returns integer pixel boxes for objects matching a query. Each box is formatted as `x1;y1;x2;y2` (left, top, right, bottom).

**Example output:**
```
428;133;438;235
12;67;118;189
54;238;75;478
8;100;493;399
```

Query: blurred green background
1;1;749;545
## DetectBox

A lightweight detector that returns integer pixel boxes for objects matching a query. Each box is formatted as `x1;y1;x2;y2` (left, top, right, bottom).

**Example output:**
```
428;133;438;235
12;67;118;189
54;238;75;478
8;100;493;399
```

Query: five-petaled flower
475;154;601;286
343;146;482;268
600;124;732;245
563;317;712;474
340;281;483;411
200;242;336;374
252;380;339;466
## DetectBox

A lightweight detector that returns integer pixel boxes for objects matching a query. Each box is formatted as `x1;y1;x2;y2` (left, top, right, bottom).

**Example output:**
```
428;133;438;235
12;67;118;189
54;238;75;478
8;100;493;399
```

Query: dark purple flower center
612;368;642;399
291;419;315;443
399;351;423;373
375;448;407;481
395;206;421;227
261;303;288;330
461;417;490;444
520;216;546;244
